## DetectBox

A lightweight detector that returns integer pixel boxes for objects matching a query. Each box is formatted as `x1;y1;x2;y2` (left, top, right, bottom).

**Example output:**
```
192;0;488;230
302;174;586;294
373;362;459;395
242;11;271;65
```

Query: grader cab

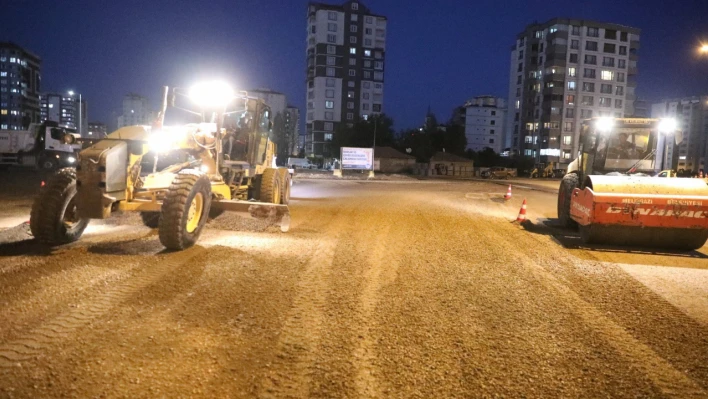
30;82;291;250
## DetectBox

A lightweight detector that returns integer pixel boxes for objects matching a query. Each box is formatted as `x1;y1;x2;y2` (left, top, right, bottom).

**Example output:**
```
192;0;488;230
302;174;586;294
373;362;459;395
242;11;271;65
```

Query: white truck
0;122;80;170
286;157;315;169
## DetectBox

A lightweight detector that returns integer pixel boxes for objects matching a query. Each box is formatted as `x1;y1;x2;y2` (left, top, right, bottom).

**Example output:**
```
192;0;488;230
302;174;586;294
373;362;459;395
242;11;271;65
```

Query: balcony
543;86;564;96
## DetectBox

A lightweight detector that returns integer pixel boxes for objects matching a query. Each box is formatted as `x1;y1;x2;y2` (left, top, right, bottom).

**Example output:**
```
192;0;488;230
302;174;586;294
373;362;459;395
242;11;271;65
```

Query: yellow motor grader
30;82;291;250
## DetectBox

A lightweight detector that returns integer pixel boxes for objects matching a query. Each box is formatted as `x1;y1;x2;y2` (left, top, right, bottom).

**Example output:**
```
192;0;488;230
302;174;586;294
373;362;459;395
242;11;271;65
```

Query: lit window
364;50;371;57
0;110;6;115
567;67;576;77
348;91;355;98
567;81;576;90
325;101;334;109
601;70;614;80
324;133;333;141
349;47;356;54
563;135;572;144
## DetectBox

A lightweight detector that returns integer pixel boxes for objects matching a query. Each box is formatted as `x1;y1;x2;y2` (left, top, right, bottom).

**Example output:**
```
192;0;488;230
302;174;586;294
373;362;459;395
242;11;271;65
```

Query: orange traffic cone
504;184;512;200
515;199;527;223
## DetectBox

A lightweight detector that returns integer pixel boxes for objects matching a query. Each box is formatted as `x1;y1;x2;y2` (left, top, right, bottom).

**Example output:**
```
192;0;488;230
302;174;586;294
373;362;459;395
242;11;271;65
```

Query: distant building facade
463;96;507;153
505;18;640;166
40;92;88;136
88;122;107;138
0;42;41;130
305;1;388;157
117;94;154;128
249;88;287;118
651;96;708;173
285;105;301;156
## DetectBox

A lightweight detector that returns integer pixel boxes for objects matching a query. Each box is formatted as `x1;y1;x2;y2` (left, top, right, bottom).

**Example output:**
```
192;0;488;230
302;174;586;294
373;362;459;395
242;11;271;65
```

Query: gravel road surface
0;171;706;398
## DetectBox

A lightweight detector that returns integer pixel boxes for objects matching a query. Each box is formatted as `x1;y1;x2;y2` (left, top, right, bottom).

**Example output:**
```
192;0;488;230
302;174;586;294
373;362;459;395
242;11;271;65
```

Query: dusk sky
3;0;708;131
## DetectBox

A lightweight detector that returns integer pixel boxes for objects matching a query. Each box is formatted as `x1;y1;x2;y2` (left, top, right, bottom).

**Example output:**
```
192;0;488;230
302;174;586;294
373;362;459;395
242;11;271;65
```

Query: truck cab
0;121;79;170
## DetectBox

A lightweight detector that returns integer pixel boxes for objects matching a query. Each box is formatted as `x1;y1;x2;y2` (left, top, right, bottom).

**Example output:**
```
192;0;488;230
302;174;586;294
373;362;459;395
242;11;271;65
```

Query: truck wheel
260;168;282;204
30;167;89;245
140;212;160;228
39;158;57;171
277;168;291;205
158;170;212;250
558;173;579;228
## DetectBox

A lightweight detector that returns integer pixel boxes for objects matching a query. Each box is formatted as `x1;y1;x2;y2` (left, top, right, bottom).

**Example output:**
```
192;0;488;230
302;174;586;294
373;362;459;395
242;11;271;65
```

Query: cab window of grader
259;109;270;134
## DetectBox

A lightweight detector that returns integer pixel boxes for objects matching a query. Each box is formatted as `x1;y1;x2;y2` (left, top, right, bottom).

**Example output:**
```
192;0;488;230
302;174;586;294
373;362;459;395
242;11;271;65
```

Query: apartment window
326;89;335;98
605;29;617;40
349;58;356;66
599;97;612;107
568;67;577;77
586;41;598;51
326;67;335;77
351;14;358;21
347;113;354;120
601;70;614;80
364;50;371;57
325;111;334;120
350;36;357;44
324;122;334;131
347;91;355;98
566;108;575;118
618;46;628;56
374;61;383;70
562;135;573;144
583;68;596;79
563;151;572;159
600;84;612;94
581;96;594;106
328;11;337;20
365;16;373;24
516;87;521;97
324;133;333;141
364;39;372;47
350;25;357;32
363;92;370;100
616;72;625;82
570;40;579;49
618;59;626;69
517;75;522;84
564;122;574;132
373;72;383;80
569;53;578;63
602;57;615;67
615;86;624;95
365;28;372;35
348;81;355;87
580;109;593;118
620;32;628;42
347;102;354;109
328;23;337;32
518;50;524;60
491;111;496;116
587;27;599;37
348;69;356;76
525;136;533;143
363;81;371;89
517;62;523;72
489;138;495;144
374;51;382;59
327;56;335;65
327;45;336;54
602;44;615;54
362;103;369;110
490;120;496;125
327;34;336;43
571;25;580;35
584;54;597;64
615;99;623;108
525;149;534;156
566;95;575;105
538;56;544;64
567;81;576;91
351;2;359;10
373;104;381;112
349;47;356;54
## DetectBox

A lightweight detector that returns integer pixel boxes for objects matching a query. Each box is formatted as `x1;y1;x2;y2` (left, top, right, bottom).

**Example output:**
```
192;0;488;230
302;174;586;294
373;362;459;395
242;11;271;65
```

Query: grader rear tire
30;167;89;245
259;168;282;204
158;170;212;250
277;168;291;205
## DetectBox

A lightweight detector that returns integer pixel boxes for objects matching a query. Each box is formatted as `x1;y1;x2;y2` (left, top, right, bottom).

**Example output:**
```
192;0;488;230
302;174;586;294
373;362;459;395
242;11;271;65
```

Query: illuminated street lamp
68;90;82;136
700;43;708;54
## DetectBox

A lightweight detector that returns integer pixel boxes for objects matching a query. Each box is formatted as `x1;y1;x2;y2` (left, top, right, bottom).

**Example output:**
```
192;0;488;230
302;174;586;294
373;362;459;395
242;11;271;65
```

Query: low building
88;122;107;138
417;151;474;177
373;146;415;173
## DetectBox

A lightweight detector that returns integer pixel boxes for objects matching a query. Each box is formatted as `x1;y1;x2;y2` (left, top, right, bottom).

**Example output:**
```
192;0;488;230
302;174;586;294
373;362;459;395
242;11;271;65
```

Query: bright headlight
189;81;235;108
67;156;76;163
658;118;678;133
595;117;615;133
148;134;173;153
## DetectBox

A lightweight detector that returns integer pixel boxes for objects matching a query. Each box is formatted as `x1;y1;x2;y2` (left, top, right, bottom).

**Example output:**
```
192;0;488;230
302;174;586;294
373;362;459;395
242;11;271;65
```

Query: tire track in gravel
0;246;208;368
257;204;350;398
453;198;708;398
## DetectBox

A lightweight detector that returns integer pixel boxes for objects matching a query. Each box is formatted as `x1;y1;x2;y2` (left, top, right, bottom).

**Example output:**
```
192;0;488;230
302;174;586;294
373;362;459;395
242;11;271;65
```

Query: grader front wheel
158;170;212;250
30;168;89;245
260;168;282;204
277;168;291;205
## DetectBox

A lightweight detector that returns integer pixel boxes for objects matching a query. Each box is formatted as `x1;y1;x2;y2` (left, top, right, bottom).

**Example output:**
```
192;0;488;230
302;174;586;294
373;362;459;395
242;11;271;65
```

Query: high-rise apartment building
117;94;154;128
88;122;107;138
0;42;41;130
463;96;507;153
651;96;708;173
285;105;301;156
40;92;88;136
505;19;640;166
305;1;387;157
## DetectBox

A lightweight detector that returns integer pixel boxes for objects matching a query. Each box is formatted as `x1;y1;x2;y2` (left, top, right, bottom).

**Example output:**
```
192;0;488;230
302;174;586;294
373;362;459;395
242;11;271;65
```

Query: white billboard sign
341;147;373;170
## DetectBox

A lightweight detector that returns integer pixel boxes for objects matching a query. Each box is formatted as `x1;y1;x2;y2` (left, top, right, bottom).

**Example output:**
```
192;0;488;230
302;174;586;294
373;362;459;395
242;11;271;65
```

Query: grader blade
570;176;708;250
211;200;291;232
